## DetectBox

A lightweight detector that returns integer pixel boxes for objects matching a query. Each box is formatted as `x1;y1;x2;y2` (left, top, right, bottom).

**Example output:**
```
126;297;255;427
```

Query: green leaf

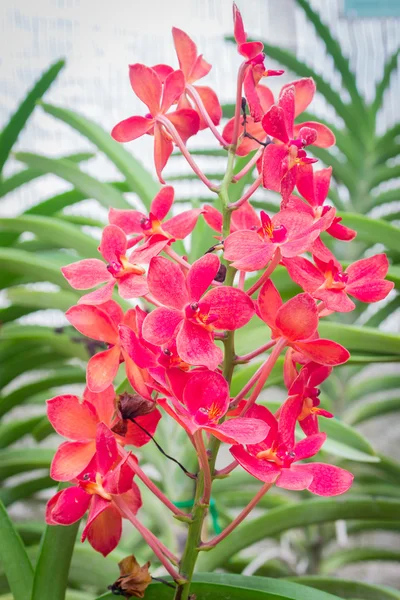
371;48;400;116
0;476;54;507
369;164;400;190
0;152;94;197
337;212;400;252
197;498;400;570
318;322;400;356
0;59;65;175
0;448;53;480
364;295;400;328
321;546;400;574
345;397;400;426
0;498;34;600
0;417;44;449
40;102;159;207
346;374;400;401
99;573;343;600
318;417;379;463
287;576;400;600
6;288;79;312
14;152;130;209
294;0;365;120
367;188;400;210
0;215;99;258
0;247;69;289
32;485;80;600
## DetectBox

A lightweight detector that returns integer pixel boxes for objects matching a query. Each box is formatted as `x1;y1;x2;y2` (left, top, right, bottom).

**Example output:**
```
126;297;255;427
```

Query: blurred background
1;0;400;597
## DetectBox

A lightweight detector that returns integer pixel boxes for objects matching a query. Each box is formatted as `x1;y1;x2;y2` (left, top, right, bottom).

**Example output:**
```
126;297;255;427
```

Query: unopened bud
118;392;156;420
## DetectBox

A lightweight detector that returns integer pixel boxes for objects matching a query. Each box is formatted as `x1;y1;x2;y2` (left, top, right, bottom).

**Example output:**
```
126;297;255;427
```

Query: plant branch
246;248;282;296
186;84;228;147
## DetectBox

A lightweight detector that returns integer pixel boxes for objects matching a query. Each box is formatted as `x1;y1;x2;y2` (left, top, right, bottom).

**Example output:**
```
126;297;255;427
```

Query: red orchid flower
46;423;142;556
47;385;161;481
284;253;394;313
278;362;333;438
261;84;335;202
230;404;353;496
111;64;200;183
66;301;157;395
61;225;165;305
257;279;350;366
224;209;328;272
223;85;274;155
158;370;269;444
286;164;356;242
171;27;222;129
233;3;283;122
203;200;259;236
109;186;203;251
142;254;255;370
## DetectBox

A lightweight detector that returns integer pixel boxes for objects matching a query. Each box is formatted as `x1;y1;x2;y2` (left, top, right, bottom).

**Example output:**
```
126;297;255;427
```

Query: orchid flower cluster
45;5;394;598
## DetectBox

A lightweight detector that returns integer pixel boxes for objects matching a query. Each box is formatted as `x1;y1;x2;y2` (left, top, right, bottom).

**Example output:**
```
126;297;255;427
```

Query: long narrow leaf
287;576;400;600
371;48;400;116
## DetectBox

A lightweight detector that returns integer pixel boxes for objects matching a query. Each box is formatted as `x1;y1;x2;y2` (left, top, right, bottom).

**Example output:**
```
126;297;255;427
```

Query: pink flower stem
229;174;262;210
246;248;282;296
215;458;238;477
119;448;190;518
199;482;273;550
235;339;276;364
114;496;185;582
165;246;192;270
185;84;228;147
231;62;249;150
157;115;219;192
194;431;212;505
229;362;265;410
232;147;264;182
240;337;287;417
238;270;246;290
143;293;163;307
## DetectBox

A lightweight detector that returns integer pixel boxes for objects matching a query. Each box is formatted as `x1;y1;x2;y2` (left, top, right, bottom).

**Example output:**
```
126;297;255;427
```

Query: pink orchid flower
203;200;259;237
46;423;142;556
111;64;200;183
231;404;353;496
142;254;255;370
109;185;203;250
47;385;161;481
261;84;335;201
66;301;157;395
284;253;394;313
257;279;350;366
224;209;331;272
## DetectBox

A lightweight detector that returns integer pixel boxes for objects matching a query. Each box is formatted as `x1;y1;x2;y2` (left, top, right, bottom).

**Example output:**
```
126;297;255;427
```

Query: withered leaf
109;555;152;598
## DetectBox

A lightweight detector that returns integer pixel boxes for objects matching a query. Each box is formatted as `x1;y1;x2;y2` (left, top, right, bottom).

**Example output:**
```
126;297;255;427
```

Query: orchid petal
62;259;112;290
177;320;222;370
86;345;121;393
202;287;255;330
66;304;118;344
129;64;161;114
47;394;98;439
276;293;318;341
111;115;153;142
300;463;354;496
50;441;95;481
186;254;220;301
142;307;183;345
150;186;174;220
147;256;189;308
230;445;280;483
108;208;145;234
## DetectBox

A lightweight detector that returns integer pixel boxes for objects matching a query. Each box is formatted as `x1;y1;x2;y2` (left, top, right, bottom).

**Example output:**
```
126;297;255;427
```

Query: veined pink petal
327;218;356;241
223;115;266;156
142;307;183;345
167;108;200;143
314;167;332;205
279;86;295;139
275;465;314;491
83;500;121;556
108;208;145;234
124;410;162;447
129;64;161;114
295;339;350;366
177;320;222;370
294;432;326;461
66;304;118;344
189;56;212;83
257;279;283;330
123;353;154;400
128;236;170;265
183;370;229;417
262;143;289;191
285;195;314;217
118;274;148;300
239;41;264;60
161;69;185;113
119;325;157;368
111;115;153;143
154;123;173;184
281;78;316;118
347;279;394;303
346;254;389;284
231;201;260;231
280;166;297;203
202;287;255;330
147;256;188;308
300;463;354;496
194;85;222;127
296;163;315;204
101;300;124;329
272;210;315;239
233;3;246;45
283;256;324;292
203;205;222;233
224;230;273;271
262;105;289;144
244;68;263;123
50;440;95;481
163;208;204;240
247;404;279;449
99;225;127;263
276;293;318;341
87;345;121;393
47;394;98;439
62;259;112;290
314;289;356;313
150;186;174;220
186;254;220;301
96;423;118;475
231;244;274;272
78;281;116;306
172;27;198;80
46;487;91;526
83;385;115;427
294;121;335;148
151;63;174;83
118;483;143;515
230;445;281;483
213;417;270;445
278;394;303;448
